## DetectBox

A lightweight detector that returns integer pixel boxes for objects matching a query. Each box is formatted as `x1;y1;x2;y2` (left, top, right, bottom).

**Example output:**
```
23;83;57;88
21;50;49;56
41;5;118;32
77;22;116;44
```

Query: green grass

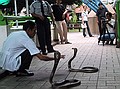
68;29;82;32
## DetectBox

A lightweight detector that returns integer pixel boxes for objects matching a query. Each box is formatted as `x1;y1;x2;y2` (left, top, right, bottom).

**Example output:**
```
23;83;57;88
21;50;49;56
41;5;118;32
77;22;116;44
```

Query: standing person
0;21;64;76
96;3;108;39
81;5;93;37
30;0;55;55
52;0;71;44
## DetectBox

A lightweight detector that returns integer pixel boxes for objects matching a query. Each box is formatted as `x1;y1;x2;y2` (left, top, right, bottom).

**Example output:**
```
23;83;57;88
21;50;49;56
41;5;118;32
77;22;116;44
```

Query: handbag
81;23;87;29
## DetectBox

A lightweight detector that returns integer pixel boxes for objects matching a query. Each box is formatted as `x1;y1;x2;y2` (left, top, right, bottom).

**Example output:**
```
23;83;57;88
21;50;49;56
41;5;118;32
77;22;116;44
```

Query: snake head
54;51;61;60
72;48;78;53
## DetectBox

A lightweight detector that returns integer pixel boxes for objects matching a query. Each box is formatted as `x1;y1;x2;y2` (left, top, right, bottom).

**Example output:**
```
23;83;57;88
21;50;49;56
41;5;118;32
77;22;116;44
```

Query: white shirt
0;31;40;71
82;11;88;21
106;19;115;33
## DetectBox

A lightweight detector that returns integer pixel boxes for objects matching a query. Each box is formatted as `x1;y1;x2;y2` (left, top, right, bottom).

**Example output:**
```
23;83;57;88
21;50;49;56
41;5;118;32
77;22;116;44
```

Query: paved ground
0;32;120;89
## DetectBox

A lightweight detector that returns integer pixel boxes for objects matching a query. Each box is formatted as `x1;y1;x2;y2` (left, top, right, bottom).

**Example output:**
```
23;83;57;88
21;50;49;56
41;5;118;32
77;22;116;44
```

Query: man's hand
60;55;65;59
40;55;54;61
39;15;44;21
36;53;65;61
62;14;66;19
53;22;56;27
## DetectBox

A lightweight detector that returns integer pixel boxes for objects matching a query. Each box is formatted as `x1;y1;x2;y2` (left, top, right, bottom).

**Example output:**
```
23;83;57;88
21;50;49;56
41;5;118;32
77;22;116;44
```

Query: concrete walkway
0;32;120;89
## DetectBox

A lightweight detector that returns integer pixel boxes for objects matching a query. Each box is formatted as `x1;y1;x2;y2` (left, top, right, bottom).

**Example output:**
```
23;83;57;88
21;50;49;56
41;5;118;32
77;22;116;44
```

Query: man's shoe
90;35;94;37
65;42;72;44
105;41;109;44
83;35;86;37
48;50;56;53
42;52;47;55
16;70;34;77
116;45;120;48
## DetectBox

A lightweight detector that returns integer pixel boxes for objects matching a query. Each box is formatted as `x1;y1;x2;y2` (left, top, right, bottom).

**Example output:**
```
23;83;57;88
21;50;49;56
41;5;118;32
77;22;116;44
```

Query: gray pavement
0;32;120;89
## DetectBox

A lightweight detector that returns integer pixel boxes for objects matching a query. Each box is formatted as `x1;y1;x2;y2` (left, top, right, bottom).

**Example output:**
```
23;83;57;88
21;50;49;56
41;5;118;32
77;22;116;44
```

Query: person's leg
44;18;55;52
110;40;114;45
62;20;71;44
16;50;34;76
18;50;33;72
110;34;116;45
98;21;102;38
85;21;92;37
36;19;46;54
83;28;86;37
56;21;64;44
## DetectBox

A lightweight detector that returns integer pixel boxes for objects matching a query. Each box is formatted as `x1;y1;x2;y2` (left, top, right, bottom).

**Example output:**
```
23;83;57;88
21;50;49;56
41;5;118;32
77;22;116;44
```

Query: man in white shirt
0;21;64;76
81;5;93;37
101;12;115;45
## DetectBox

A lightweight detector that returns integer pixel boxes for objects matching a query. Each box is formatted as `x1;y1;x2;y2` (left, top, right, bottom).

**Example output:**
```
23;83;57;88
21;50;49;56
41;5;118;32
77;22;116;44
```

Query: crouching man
0;21;64;76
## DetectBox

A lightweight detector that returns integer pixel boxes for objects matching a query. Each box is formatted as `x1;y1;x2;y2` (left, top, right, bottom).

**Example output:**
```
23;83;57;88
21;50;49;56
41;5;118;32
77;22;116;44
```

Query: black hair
23;21;35;31
98;3;102;6
106;12;112;18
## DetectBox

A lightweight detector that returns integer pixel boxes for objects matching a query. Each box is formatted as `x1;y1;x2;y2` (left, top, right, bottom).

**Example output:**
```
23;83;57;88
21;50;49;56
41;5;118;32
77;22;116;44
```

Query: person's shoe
48;50;56;53
16;70;34;77
83;35;86;37
90;35;94;37
105;41;109;44
116;45;120;48
65;42;72;44
42;52;47;55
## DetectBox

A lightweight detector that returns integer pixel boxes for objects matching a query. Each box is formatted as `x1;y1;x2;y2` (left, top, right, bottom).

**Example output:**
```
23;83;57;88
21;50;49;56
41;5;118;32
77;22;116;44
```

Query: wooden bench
67;23;81;32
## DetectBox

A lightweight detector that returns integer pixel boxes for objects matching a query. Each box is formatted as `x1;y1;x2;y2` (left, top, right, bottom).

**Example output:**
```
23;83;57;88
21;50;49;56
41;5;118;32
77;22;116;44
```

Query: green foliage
69;29;81;32
0;10;6;25
70;12;77;23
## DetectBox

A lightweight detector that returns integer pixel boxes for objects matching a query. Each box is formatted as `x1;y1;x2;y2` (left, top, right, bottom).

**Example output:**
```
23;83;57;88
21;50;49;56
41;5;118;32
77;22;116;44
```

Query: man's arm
31;13;44;21
50;13;56;25
36;53;55;61
46;1;56;25
62;9;68;19
36;53;65;61
107;22;114;28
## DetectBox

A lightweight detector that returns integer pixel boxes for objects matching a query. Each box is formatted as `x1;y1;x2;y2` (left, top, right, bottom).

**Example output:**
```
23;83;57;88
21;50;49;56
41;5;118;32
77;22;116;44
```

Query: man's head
23;21;36;38
56;0;62;4
83;5;87;11
98;3;103;9
106;12;112;20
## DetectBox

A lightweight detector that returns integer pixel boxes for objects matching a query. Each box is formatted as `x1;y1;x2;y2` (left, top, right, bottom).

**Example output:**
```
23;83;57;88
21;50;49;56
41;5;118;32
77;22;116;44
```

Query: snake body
49;48;99;88
68;48;99;73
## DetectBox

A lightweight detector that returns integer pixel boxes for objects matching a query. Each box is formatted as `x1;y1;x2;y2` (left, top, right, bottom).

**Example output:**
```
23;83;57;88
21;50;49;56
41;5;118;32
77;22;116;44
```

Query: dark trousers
83;21;92;37
18;50;33;72
98;21;103;37
35;17;54;53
